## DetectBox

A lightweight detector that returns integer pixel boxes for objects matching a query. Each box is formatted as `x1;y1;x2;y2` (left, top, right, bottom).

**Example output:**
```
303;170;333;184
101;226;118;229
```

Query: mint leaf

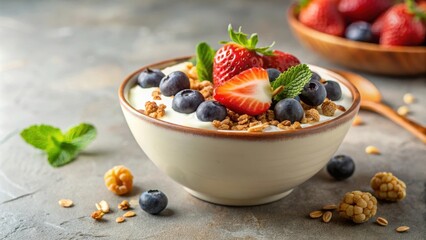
20;123;96;167
196;42;215;82
272;64;312;101
64;123;96;150
20;125;64;150
46;136;80;167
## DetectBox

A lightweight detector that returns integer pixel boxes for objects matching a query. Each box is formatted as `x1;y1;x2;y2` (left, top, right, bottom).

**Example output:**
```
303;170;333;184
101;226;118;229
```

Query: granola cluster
370;172;406;201
141;101;166;119
212;109;302;131
338;191;378;224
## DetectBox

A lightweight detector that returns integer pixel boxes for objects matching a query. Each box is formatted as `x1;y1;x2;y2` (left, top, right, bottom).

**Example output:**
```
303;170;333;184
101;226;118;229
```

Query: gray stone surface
0;0;425;239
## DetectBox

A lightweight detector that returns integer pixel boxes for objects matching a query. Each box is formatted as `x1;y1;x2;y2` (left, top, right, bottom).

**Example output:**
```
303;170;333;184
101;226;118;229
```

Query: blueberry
172;89;204;114
266;68;281;82
137;68;165;88
274;98;304;123
299;80;326;106
294;95;300;102
196;101;227;122
139;190;168;215
324;80;342;101
159;71;190;96
326;155;355;180
345;21;373;43
310;71;321;82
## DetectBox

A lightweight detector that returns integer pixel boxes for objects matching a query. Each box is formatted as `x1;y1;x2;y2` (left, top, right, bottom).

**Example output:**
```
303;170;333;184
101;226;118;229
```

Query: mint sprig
271;64;312;101
21;123;96;167
196;42;215;82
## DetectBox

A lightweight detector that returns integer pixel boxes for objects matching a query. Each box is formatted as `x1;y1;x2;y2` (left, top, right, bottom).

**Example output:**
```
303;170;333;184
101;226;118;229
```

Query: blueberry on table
274;98;304;123
299;80;326;106
172;89;204;114
327;155;355;180
196;101;227;122
139;190;168;215
266;68;281;82
159;71;190;96
137;68;165;88
345;21;373;43
310;71;321;82
324;80;342;101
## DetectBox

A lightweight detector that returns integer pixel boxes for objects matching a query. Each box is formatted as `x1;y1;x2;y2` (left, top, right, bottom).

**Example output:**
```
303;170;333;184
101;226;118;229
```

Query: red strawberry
380;3;426;46
299;0;345;36
262;50;301;72
338;0;393;23
213;67;272;116
371;11;388;38
213;25;274;87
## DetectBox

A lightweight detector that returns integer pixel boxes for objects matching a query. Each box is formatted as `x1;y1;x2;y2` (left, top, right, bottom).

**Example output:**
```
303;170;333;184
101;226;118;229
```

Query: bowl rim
118;56;360;139
287;4;426;53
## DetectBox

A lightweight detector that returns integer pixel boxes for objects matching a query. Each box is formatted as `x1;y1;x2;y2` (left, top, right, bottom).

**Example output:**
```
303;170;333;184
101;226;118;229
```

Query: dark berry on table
274;98;304;123
345;22;373;43
137;68;165;88
196;101;227;122
139;190;168;215
266;68;281;82
310;71;321;82
172;89;204;114
159;71;190;96
324;80;342;101
326;155;355;180
299;80;326;106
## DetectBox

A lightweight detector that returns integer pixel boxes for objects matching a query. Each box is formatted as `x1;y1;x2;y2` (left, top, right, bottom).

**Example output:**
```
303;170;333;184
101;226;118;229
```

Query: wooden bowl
287;5;426;76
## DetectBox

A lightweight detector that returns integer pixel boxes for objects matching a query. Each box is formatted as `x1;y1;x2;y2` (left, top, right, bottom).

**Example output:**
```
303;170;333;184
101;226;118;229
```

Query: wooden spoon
333;70;426;144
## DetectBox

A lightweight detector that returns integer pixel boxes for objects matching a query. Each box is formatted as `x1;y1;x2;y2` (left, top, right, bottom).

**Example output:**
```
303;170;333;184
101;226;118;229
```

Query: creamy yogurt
128;63;353;131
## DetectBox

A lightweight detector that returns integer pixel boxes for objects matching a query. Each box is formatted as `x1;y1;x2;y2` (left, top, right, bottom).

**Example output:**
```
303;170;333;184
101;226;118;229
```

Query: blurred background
0;1;425;239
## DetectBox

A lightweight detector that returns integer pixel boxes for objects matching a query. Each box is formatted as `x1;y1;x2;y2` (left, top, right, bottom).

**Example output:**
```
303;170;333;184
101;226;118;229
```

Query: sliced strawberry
263;50;301;72
213;68;272;116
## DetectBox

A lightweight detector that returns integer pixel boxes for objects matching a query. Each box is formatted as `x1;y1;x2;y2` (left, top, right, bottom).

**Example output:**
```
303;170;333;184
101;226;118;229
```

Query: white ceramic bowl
119;57;360;206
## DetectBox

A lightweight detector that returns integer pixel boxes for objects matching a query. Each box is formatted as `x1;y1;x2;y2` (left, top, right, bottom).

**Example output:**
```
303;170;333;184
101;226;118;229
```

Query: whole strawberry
338;0;393;23
380;2;426;46
263;50;301;72
298;0;345;36
213;25;274;87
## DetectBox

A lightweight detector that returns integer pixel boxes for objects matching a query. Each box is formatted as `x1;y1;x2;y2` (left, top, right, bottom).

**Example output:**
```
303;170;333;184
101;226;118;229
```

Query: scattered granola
91;210;105;220
309;210;323;219
304;108;320;122
58;199;73;208
365;146;380;155
123;211;136;218
116;217;125;223
104;165;134;195
140;101;167;119
338;191;377;223
151;88;162;100
321;100;337;117
396;226;410;233
322;211;332;223
352;115;363;126
376;217;389;226
403;93;414;104
337;105;346;112
118;200;131;210
95;200;110;213
397;106;409;116
370;172;406;201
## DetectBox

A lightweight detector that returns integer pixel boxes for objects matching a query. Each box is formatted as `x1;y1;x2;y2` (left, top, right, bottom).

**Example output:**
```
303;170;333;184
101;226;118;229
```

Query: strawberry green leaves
21;123;96;167
271;64;312;101
196;42;215;82
221;24;275;56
